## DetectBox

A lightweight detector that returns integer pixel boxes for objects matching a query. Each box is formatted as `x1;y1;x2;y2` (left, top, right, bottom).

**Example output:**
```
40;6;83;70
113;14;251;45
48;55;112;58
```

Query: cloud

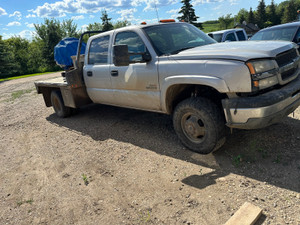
25;22;35;28
193;0;225;6
9;11;22;20
7;21;21;27
30;0;178;17
26;14;37;18
116;8;137;21
0;7;7;16
19;30;35;40
72;15;85;20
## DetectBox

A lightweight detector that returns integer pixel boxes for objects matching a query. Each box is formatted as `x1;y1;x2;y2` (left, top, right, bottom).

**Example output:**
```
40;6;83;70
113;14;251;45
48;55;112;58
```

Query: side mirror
113;45;130;66
142;52;152;62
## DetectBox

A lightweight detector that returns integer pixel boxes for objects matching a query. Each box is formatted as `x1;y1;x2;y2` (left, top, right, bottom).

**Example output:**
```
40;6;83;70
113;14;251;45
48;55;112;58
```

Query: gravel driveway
0;72;299;225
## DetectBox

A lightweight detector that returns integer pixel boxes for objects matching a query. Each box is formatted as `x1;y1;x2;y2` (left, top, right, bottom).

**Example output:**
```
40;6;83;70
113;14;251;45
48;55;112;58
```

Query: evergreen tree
178;0;202;28
248;7;255;24
267;0;279;25
282;0;297;23
256;0;267;28
101;11;113;31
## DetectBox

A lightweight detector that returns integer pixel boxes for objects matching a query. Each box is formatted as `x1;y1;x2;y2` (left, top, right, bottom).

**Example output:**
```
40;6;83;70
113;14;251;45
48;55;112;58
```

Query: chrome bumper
222;76;300;129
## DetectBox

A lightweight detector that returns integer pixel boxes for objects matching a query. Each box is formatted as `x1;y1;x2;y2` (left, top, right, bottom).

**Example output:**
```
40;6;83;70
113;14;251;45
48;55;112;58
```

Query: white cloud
193;0;225;6
81;24;88;31
31;0;178;17
25;22;35;28
26;14;37;18
19;30;35;40
9;11;22;20
89;15;95;18
116;8;137;21
72;15;85;20
7;21;21;27
0;7;7;16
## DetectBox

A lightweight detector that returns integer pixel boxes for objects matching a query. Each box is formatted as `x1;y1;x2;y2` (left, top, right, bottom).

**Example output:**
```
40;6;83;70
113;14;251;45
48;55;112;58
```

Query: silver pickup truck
35;21;300;154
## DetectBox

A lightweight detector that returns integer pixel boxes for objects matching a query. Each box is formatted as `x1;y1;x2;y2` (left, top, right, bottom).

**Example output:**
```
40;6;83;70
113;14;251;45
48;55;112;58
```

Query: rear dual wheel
173;97;226;154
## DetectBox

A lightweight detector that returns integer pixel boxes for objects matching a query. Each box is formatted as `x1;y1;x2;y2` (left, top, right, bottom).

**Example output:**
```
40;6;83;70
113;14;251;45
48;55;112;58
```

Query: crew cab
208;28;248;42
35;21;300;154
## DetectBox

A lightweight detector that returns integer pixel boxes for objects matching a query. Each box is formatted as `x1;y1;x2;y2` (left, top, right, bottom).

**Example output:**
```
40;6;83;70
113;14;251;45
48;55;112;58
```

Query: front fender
161;75;230;113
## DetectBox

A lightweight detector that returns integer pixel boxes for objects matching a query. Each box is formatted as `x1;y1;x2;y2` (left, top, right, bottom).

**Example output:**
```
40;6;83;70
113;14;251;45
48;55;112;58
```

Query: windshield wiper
170;46;195;55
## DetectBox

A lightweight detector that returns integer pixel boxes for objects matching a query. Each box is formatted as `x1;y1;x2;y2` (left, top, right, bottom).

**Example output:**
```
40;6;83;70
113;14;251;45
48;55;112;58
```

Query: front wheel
50;90;72;118
173;97;226;154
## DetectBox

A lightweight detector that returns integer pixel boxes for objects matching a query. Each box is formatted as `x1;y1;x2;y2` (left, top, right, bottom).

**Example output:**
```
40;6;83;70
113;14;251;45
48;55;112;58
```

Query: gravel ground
0;72;299;225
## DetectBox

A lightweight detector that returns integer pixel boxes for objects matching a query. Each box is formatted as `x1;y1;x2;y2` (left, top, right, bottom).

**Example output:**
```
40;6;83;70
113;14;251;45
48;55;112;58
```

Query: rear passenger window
225;33;237;41
236;31;246;41
88;35;110;65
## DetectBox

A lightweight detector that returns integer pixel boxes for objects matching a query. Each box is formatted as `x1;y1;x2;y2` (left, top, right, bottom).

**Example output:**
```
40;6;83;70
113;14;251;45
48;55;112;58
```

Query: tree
266;0;279;26
61;19;79;38
114;20;131;29
236;8;249;24
256;0;267;28
34;19;63;69
86;22;102;31
101;10;113;31
5;37;30;75
282;0;297;23
218;14;234;29
178;0;202;28
248;7;255;24
0;36;13;78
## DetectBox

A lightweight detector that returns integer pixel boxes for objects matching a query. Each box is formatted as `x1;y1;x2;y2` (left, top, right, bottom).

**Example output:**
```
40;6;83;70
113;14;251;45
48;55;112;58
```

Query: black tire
50;90;72;118
173;97;226;154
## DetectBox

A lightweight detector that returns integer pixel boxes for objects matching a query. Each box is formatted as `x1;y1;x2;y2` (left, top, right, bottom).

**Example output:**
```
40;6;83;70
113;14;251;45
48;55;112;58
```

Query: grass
202;22;221;33
17;199;33;206
0;72;59;82
10;89;34;101
82;173;89;186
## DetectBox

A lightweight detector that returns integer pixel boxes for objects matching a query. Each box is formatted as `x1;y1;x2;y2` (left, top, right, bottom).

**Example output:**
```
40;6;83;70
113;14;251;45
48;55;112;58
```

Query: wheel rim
53;97;62;112
181;113;206;143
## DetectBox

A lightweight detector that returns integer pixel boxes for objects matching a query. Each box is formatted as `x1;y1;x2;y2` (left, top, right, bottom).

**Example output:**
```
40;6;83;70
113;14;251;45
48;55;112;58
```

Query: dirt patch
0;73;299;225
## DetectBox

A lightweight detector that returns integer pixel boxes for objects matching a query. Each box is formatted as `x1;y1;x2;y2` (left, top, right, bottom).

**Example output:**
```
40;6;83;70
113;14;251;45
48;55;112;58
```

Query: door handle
87;71;93;77
111;70;118;77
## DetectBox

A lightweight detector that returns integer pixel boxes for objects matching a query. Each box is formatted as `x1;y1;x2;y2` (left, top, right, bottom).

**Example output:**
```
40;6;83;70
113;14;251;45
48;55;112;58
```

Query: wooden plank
224;202;262;225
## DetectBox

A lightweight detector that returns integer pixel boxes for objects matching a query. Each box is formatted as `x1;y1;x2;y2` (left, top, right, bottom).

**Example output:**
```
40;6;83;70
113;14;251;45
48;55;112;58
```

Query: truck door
83;34;115;104
109;30;161;111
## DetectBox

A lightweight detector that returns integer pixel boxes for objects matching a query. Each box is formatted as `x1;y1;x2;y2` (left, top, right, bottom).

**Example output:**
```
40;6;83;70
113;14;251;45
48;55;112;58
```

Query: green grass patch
0;72;59;82
11;89;34;101
17;199;33;206
202;22;221;33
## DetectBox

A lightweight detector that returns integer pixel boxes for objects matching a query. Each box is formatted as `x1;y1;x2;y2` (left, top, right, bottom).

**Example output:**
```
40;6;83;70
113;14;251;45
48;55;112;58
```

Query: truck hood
170;41;296;61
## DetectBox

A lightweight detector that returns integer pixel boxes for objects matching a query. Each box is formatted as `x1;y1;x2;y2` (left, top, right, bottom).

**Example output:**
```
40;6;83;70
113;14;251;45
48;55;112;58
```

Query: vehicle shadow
46;103;300;192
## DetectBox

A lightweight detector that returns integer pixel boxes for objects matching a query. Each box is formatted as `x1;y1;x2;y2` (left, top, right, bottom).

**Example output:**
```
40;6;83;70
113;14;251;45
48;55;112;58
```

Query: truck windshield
143;23;216;56
251;26;298;42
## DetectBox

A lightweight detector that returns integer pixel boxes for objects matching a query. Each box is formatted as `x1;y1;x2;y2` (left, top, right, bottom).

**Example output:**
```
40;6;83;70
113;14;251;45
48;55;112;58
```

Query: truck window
225;33;237;41
115;31;145;61
236;31;246;41
88;35;110;65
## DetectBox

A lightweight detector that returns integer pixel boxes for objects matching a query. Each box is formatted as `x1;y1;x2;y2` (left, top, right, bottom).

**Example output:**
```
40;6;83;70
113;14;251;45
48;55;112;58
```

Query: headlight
246;60;279;90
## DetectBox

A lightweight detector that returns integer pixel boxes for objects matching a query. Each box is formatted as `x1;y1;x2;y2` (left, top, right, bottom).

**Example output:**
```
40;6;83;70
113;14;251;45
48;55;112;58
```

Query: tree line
0;11;130;79
218;0;300;30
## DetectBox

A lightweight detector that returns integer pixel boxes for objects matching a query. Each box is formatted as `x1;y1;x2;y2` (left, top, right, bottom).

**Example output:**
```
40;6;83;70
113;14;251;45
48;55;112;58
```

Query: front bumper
222;75;300;129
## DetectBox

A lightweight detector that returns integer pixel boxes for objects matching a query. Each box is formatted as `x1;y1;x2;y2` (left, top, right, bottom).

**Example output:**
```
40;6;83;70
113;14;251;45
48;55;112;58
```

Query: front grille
275;49;298;67
275;49;299;82
281;67;297;80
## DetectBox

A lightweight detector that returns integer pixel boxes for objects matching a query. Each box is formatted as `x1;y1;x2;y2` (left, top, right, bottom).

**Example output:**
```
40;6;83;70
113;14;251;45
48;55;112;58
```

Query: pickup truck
35;21;300;154
208;28;248;42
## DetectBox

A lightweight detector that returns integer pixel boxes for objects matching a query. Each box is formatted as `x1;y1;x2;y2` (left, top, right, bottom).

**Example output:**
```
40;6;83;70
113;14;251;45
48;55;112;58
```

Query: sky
0;0;285;40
